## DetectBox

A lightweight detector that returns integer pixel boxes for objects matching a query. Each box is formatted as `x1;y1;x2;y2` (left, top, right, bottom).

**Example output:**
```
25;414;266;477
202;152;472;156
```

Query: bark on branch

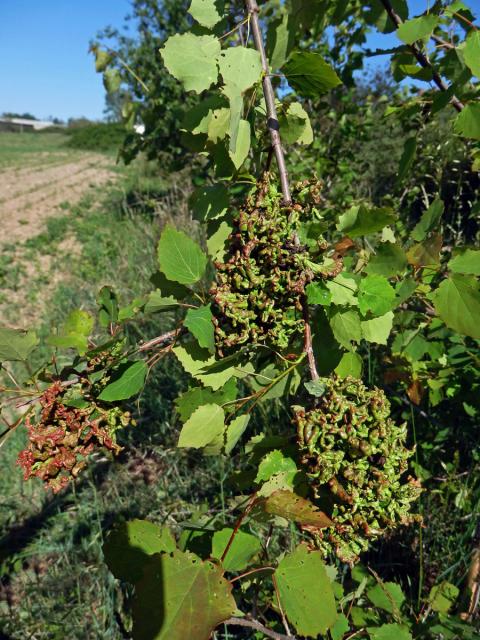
245;0;292;204
379;0;464;112
224;616;296;640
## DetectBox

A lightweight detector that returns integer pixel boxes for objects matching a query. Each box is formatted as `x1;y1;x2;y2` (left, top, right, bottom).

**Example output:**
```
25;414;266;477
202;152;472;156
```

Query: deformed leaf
132;549;236;640
177;403;225;448
211;528;261;571
0;326;38;362
161;33;220;93
430;274;480;339
283;51;341;98
158;225;207;285
99;361;148;402
263;490;333;528
103;519;176;583
275;544;337;636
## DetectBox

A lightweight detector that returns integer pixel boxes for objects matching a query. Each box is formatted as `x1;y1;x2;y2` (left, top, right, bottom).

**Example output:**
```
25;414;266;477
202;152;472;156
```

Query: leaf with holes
132;549;236;640
263;491;333;528
218;47;262;93
275;543;337;636
158;226;207;285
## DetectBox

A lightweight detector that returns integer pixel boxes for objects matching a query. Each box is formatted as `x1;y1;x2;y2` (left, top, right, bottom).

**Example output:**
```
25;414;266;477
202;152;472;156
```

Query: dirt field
0;146;117;244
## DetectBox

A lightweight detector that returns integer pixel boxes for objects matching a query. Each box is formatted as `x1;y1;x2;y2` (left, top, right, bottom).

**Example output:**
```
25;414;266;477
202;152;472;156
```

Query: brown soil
0;153;117;244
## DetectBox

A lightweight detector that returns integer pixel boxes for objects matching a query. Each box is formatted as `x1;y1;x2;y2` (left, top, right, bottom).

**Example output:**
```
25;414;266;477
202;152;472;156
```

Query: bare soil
0;153;116;244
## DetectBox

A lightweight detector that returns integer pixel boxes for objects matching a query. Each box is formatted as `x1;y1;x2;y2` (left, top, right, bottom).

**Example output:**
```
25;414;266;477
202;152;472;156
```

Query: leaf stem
301;296;319;381
244;0;292;204
220;492;258;564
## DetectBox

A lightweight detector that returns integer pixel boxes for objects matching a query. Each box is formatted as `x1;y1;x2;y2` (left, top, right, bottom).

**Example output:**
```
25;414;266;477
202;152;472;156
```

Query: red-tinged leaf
263;490;333;528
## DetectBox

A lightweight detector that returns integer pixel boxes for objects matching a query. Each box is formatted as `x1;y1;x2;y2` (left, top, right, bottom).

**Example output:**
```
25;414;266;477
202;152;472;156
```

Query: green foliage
66;122;126;151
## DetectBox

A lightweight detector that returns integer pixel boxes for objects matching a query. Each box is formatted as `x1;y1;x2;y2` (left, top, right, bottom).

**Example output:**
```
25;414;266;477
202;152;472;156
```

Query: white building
0;117;64;132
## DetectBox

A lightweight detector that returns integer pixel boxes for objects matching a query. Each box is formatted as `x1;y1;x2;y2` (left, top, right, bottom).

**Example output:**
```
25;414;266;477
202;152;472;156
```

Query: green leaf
132;549;236;640
99;361;148;402
150;271;190;300
161;34;220;93
279;102;313;145
204;413;251;455
158;225;207;285
306;281;332;306
207;220;232;261
211;528;261;571
358;275;396;317
463;30;480;78
368;623;412;640
188;0;224;29
367;581;405;615
454;103;480;140
0;326;38;362
47;309;94;355
407;233;442;268
283;51;342;98
304;380;327;397
185;305;215;353
173;342;242;390
229;119;250;169
337;205;396;238
207;107;230;144
221;83;243;152
175;379;237;422
366;243;407;277
144;290;179;313
103;519;176;583
94;49;111;72
312;308;343;374
431;275;480;339
411;198;444;242
361;312;394;345
256;450;297;483
396;14;440;44
190;184;229;222
449;248;480;276
331;614;350;640
429;581;459;613
264;491;333;528
335;352;363;378
275;544;337;636
397;137;416;183
326;274;358;306
266;11;295;70
103;68;121;93
97;286;119;327
329;309;362;348
177;403;225;448
218;47;262;93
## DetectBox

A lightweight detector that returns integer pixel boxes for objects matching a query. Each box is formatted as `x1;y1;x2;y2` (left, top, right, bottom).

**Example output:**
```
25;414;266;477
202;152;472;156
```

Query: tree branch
301;296;319;381
245;0;292;204
138;327;184;352
224;616;296;640
379;0;464;112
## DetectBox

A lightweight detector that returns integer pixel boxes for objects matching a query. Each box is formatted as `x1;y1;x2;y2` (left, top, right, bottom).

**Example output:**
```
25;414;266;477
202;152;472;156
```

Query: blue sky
0;1;429;122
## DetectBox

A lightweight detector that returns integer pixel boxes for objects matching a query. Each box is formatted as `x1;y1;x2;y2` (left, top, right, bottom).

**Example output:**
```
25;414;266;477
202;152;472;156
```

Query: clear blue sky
0;0;131;121
0;0;429;123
